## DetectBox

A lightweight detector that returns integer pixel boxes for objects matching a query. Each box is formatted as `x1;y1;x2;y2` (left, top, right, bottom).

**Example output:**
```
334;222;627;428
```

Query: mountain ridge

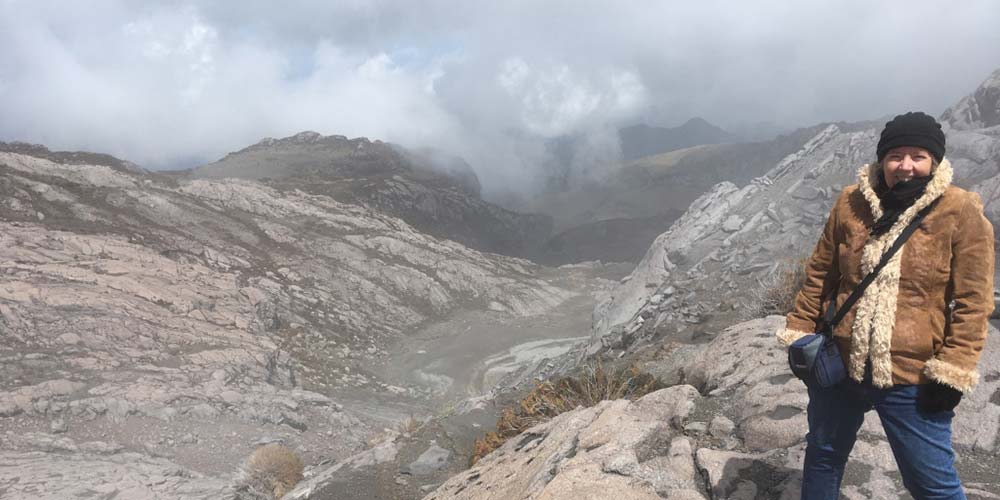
619;117;737;162
175;131;553;260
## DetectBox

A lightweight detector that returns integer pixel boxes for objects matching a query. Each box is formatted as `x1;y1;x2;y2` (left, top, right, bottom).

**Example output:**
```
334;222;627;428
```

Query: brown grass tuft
396;414;423;435
470;362;662;465
232;443;305;500
741;257;808;319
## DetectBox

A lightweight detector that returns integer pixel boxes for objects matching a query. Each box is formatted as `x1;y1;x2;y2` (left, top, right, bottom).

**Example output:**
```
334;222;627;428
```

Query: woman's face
882;146;934;188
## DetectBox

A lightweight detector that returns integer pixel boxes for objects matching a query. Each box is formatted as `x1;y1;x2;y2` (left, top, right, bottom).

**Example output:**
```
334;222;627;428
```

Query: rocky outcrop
942;69;1000;131
423;385;707;500
424;317;1000;499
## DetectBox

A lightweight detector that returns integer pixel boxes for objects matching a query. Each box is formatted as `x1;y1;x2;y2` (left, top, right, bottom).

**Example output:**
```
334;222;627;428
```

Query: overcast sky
2;1;1000;194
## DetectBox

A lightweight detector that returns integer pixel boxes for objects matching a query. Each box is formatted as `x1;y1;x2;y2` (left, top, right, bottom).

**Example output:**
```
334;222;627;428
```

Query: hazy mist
2;0;1000;195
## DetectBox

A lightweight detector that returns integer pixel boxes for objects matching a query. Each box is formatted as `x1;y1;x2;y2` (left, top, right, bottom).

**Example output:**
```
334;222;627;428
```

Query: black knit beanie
876;111;946;163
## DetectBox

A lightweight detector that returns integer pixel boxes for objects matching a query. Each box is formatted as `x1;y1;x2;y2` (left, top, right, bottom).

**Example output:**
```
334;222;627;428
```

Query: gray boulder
423;385;704;500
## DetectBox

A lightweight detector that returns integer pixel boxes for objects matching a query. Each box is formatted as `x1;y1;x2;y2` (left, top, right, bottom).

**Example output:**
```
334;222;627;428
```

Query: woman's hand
917;382;963;413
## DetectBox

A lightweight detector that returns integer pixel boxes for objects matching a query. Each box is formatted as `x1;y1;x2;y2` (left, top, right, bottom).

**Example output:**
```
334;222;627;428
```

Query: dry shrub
396;414;423;435
471;363;662;465
741;258;808;319
232;443;305;500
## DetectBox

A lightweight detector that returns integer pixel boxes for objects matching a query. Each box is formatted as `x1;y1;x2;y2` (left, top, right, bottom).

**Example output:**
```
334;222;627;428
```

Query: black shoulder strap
821;202;936;335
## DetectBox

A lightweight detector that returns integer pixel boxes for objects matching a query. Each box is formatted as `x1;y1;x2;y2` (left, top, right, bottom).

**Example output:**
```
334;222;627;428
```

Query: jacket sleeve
925;193;995;393
777;191;844;346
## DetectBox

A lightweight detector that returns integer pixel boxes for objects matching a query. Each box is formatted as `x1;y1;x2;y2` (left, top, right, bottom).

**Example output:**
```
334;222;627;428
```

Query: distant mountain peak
681;117;713;127
290;130;322;142
618;118;735;162
220;132;386;163
941;68;1000;130
244;131;370;151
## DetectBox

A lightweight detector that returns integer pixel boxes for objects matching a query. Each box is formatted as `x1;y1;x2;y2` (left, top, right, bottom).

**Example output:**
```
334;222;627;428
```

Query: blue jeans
801;372;965;500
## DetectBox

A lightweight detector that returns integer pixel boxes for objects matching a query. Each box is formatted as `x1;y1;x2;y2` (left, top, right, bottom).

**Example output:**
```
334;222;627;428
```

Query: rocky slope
208;260;630;500
0;141;147;175
423;318;1000;499
942;68;1000;131
527;124;845;265
180;131;553;260
0;146;576;498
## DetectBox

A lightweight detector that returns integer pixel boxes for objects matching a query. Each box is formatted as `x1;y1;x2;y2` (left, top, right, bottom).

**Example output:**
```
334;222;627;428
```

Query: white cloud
500;61;644;137
1;0;999;197
498;58;530;93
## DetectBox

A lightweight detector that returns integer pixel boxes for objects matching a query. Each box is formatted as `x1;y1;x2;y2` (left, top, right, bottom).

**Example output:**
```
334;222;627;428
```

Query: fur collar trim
848;158;952;387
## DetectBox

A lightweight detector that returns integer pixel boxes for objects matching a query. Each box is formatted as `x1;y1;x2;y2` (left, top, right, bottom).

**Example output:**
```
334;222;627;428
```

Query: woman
777;112;994;499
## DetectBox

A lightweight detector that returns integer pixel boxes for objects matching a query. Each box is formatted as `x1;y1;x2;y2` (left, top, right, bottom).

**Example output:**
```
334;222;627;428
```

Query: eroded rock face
0;149;573;498
942;69;1000;131
422;385;705;500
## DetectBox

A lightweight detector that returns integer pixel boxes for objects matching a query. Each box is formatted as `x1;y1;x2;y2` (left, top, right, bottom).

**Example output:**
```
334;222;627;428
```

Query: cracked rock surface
422;384;705;500
0;450;228;499
0;146;573;498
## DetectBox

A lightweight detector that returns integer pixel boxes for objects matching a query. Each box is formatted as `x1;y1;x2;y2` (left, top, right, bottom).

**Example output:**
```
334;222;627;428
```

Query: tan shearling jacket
778;159;994;393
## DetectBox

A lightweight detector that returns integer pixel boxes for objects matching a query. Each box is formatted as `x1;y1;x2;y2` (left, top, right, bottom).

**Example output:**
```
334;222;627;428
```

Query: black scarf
869;172;932;237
